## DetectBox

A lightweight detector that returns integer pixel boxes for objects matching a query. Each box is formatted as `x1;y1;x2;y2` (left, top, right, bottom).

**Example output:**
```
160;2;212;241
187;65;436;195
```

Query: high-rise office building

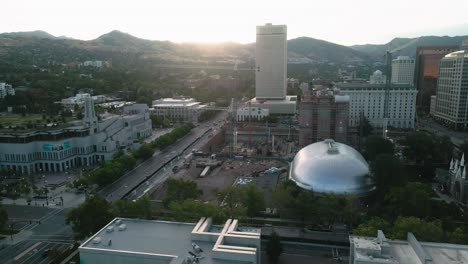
433;48;468;130
255;23;287;100
249;24;296;115
391;56;415;84
414;45;459;112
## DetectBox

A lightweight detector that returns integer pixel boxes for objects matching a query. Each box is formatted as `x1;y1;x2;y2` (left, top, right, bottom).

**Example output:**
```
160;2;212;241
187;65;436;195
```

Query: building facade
0;82;15;99
391;56;415;85
414;45;459;112
436;154;467;205
336;83;417;129
0;96;152;175
255;23;287;100
237;107;269;121
151;97;206;123
430;95;436;116
298;89;349;146
433;49;468;130
80;217;261;264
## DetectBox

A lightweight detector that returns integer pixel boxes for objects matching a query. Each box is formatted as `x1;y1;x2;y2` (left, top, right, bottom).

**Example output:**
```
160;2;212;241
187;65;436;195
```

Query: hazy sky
3;0;468;45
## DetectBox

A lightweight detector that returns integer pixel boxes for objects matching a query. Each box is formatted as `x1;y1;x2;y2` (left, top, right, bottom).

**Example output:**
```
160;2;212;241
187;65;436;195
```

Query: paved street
100;113;227;202
0;205;74;264
419;116;468;147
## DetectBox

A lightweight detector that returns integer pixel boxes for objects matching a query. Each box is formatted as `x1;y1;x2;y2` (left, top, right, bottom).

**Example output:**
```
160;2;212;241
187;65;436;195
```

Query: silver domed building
289;139;375;196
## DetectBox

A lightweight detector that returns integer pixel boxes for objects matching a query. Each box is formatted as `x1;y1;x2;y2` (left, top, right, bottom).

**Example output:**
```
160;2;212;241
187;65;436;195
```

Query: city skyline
2;0;468;46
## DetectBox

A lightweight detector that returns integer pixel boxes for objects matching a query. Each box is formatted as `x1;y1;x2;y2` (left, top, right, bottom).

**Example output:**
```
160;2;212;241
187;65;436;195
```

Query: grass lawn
0;113;77;130
0;113;44;126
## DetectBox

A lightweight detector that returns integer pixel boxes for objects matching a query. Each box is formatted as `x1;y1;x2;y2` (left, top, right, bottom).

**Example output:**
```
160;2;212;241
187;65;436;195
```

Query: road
100;113;228;202
419;117;468;147
125;123;221;201
0;205;74;264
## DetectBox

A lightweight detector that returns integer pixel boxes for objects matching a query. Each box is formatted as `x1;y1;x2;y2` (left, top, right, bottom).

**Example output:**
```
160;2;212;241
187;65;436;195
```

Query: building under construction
298;87;350;147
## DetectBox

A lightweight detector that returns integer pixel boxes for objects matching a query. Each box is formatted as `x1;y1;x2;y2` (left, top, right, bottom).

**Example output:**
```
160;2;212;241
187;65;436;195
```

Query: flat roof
249;95;297;105
80;218;260;264
351;234;468;263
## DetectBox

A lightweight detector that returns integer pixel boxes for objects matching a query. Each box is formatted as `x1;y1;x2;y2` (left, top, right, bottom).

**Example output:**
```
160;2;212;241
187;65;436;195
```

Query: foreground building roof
80;217;261;264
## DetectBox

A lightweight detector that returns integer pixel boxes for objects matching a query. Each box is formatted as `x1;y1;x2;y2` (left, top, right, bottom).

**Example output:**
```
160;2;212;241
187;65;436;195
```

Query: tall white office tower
433;46;468;130
83;94;98;129
255;23;287;99
391;56;415;85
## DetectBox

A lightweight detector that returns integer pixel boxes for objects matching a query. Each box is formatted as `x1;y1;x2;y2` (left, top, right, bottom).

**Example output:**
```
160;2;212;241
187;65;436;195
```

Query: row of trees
66;195;151;239
79;124;194;188
358;133;468;244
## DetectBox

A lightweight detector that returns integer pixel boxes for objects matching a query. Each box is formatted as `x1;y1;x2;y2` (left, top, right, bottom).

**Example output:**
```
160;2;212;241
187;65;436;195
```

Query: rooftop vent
115;219;122;225
106;225;114;233
92;237;102;244
107;239;112;247
327;146;339;155
118;224;127;231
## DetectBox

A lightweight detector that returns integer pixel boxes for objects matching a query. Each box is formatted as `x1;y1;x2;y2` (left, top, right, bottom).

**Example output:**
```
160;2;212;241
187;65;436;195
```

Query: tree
0;205;8;231
370;154;403;194
365;135;394;161
169;199;227;223
401;132;434;164
163;178;201;207
242;185;265;217
66;195;114;240
384;182;432;219
353;217;391;237
217;186;245;218
114;196;152;219
266;231;283;263
390;217;444;242
132;144;154;160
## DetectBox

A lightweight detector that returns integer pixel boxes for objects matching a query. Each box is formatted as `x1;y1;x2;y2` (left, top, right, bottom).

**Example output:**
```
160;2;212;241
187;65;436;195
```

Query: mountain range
0;30;466;66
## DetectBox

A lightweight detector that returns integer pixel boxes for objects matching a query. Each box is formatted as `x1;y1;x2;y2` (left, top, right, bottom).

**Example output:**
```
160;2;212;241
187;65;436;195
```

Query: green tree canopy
353;217;391;237
390;216;444;242
113;196;152;219
242;185;265;217
66;195;114;240
370;154;404;194
384;182;433;219
365;135;394;161
163;178;202;207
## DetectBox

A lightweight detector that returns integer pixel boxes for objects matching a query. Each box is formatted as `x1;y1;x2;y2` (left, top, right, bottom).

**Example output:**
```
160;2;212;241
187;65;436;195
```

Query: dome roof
373;70;383;75
289;139;375;196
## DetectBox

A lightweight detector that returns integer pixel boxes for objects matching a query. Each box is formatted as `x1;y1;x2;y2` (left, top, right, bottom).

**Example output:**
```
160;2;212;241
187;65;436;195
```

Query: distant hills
350;36;467;60
0;30;466;66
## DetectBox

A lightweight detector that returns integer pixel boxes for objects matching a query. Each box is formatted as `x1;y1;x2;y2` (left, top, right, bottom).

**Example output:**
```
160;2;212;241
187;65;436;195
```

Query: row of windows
2;145;98;162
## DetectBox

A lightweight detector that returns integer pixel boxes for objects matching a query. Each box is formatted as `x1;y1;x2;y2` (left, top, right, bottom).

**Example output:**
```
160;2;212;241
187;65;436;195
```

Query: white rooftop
80;217;261;264
350;231;468;264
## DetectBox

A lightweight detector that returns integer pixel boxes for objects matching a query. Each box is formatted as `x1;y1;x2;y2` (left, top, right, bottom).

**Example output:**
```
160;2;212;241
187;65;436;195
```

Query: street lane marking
13;242;41;261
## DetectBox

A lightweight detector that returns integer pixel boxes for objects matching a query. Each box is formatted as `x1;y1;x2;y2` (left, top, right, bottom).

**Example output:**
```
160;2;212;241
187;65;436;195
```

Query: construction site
151;98;299;201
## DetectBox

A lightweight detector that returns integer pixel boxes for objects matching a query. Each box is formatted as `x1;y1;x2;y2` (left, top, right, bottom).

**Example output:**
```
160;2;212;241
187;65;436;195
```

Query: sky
2;0;468;46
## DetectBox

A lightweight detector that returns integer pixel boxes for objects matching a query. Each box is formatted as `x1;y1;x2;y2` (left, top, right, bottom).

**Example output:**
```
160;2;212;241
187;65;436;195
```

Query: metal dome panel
289;140;375;196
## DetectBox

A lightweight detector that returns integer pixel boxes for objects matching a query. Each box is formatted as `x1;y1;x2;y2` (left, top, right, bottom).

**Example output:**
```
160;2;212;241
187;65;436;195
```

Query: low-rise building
0;95;152;174
350;230;468;263
152;96;206;123
0;82;15;99
237;107;269;121
79;217;261;264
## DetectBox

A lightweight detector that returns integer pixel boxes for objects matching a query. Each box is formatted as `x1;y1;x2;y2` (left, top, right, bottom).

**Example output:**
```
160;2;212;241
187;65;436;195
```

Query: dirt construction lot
151;158;287;202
